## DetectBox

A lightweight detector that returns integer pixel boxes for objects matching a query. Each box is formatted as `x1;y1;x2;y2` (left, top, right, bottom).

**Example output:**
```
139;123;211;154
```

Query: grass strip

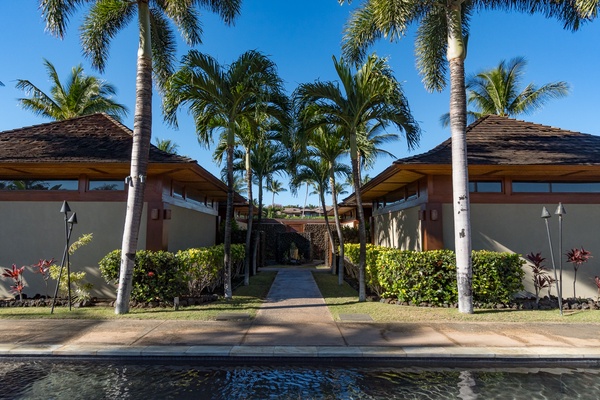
0;271;277;321
312;271;600;324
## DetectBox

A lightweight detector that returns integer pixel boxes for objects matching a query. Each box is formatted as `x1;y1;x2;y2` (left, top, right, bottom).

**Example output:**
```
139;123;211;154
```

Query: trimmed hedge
99;244;246;302
99;250;185;303
344;244;525;305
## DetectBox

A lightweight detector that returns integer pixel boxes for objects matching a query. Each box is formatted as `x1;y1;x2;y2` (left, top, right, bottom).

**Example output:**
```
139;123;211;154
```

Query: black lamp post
51;201;77;314
541;204;563;315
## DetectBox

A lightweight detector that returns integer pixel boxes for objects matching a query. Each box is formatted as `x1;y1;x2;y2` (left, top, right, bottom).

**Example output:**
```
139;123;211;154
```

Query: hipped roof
0;113;243;202
342;115;600;205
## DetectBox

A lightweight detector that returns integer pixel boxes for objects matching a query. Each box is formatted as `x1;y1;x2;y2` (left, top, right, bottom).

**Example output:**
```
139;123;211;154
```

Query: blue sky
1;2;599;207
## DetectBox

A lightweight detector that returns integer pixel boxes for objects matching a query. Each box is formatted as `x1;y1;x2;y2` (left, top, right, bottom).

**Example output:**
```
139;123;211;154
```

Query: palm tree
41;0;241;314
16;59;128;122
440;57;570;126
163;50;287;298
340;0;585;313
267;179;287;210
296;55;420;301
154;137;179;154
306;125;351;283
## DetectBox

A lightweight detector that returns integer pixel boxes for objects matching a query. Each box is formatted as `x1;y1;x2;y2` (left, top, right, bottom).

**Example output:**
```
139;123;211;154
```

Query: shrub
99;250;185;303
176;244;245;296
344;245;525;306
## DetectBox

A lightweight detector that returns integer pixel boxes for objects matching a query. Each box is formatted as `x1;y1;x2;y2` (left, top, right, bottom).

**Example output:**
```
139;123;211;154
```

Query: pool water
1;360;599;399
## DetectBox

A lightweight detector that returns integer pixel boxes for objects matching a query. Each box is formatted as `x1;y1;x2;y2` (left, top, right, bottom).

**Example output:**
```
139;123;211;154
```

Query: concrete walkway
2;267;600;365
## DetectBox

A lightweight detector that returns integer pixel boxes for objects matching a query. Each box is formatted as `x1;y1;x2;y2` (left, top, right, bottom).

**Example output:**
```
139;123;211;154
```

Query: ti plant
32;258;54;298
2;264;26;300
526;252;553;305
566;247;591;299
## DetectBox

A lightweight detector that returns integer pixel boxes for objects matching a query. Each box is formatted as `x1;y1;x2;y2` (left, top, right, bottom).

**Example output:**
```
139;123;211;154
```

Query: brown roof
397;115;600;166
341;115;600;206
0;113;245;202
0;113;193;164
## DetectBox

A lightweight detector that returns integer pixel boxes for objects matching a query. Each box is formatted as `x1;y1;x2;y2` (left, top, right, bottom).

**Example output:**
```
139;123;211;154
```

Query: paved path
1;267;600;365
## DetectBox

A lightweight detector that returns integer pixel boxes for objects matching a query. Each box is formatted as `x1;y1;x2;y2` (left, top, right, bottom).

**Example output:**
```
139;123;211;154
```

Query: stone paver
1;266;599;364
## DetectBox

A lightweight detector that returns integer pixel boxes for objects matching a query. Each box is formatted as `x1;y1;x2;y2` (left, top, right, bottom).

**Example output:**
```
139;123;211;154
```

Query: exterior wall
0;201;147;299
168;205;217;251
373;205;422;250
443;203;600;299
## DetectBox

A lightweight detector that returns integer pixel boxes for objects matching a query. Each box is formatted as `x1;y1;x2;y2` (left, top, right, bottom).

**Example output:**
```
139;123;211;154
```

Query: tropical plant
49;233;94;303
440;57;570;126
526;252;552;305
40;0;241;314
154;137;179;155
16;59;128;122
296;54;419;301
2;264;26;300
340;0;586;313
566;247;591;299
164;50;288;298
32;258;54;298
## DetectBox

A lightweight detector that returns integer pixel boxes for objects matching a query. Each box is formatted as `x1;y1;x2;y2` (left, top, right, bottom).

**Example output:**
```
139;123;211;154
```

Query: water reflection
1;361;599;400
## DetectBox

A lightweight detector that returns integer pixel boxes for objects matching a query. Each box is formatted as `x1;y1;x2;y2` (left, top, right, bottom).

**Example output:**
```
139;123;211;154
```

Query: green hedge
99;250;185;303
344;244;525;305
99;244;246;302
177;244;245;296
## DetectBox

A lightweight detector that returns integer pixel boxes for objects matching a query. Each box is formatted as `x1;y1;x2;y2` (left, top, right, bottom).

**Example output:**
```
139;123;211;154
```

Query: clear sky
1;2;599;207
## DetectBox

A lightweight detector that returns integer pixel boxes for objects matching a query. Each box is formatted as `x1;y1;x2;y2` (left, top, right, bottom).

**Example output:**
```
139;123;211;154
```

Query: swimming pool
1;359;599;399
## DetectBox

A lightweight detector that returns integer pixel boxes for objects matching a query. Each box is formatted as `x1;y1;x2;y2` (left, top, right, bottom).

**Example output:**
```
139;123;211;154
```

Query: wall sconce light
150;209;160;220
163;209;172;220
430;209;439;221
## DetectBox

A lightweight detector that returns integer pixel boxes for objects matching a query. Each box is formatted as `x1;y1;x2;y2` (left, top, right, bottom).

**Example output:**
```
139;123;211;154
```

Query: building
0;114;243;298
340;115;600;298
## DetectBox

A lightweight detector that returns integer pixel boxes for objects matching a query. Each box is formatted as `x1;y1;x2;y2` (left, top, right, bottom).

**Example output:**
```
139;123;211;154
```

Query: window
512;181;600;193
469;181;502;193
0;179;78;191
172;182;185;199
89;180;124;191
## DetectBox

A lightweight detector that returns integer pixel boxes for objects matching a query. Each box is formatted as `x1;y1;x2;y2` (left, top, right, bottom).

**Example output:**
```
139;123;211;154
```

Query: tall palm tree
163;50;287;298
41;0;241;314
296;54;420;301
16;59;128;122
251;140;289;224
306;125;351;283
440;57;570;126
154;137;179;154
340;0;585;313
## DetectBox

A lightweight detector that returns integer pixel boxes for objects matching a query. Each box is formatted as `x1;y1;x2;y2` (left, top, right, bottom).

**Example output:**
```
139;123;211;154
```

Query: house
0;113;244;299
340;115;600;299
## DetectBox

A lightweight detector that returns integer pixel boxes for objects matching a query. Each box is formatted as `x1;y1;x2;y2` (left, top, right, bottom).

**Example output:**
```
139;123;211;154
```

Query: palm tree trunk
447;4;473;314
223;132;235;299
330;168;345;284
319;187;335;270
115;3;152;314
350;132;367;302
257;176;264;225
244;148;253;286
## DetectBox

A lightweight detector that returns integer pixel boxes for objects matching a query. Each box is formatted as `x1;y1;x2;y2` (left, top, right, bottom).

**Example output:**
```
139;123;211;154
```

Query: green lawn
312;272;600;324
3;268;600;324
0;271;277;321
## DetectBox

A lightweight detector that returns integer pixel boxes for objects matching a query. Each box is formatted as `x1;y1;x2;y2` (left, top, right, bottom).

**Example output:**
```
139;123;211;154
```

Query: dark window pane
512;182;550;193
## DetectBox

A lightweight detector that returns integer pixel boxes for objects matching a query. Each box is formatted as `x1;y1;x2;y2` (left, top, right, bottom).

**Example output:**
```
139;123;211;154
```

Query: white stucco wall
443;203;600;299
373;205;422;251
0;201;148;299
168;205;217;251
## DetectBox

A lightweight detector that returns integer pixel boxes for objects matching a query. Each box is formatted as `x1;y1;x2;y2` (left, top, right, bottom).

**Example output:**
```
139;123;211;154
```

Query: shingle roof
0;113;194;164
396;115;600;166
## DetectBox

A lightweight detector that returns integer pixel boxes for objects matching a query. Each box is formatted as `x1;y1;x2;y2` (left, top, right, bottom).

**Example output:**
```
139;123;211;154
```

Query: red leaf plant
526;252;553;305
566;247;592;299
32;258;54;298
2;264;26;300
